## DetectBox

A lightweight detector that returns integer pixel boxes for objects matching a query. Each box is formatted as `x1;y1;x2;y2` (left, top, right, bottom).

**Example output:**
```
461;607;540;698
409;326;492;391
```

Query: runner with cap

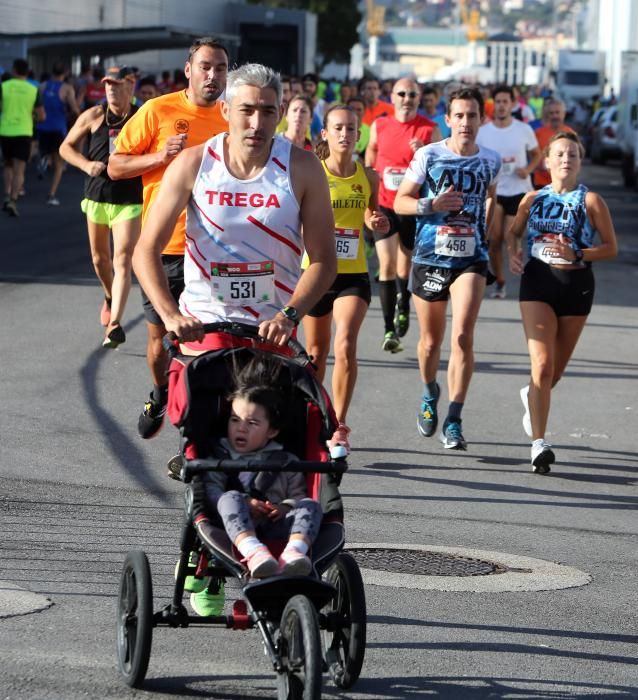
59;66;143;348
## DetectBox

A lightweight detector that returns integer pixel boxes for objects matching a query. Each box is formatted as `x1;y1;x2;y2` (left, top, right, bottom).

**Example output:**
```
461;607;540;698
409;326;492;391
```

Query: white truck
554;50;606;105
617;51;638;189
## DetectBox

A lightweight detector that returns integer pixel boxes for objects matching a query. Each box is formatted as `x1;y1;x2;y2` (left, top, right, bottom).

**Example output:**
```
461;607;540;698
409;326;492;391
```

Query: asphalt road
1;159;637;699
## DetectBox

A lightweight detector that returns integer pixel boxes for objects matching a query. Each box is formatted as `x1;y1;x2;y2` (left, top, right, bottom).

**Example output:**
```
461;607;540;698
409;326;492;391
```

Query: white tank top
180;133;302;324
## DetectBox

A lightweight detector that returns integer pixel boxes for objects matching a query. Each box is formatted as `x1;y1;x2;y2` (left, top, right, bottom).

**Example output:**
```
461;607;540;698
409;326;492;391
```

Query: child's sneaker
244;544;278;578
190;579;225;616
278;546;312;576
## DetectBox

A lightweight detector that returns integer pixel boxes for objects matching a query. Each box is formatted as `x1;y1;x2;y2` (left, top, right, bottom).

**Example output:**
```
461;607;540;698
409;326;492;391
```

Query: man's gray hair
225;63;282;105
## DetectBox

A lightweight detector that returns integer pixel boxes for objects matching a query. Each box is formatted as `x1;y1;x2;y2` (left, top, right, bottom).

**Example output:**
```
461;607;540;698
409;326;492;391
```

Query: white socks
236;536;263;558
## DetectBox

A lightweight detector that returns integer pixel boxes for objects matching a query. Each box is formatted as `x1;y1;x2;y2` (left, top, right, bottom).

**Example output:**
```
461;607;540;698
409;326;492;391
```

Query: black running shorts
306;272;371;317
377;206;416;250
519;257;595;317
410;261;488;302
38;130;65;155
496;192;526;217
141;254;185;325
1;136;31;163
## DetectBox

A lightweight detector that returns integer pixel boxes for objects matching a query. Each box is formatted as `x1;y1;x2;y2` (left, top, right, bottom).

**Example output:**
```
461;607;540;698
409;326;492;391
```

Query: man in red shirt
366;78;440;351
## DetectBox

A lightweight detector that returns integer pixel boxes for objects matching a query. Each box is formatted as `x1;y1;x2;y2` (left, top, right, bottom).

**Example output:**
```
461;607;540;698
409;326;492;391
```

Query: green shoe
190;580;225;616
174;557;208;593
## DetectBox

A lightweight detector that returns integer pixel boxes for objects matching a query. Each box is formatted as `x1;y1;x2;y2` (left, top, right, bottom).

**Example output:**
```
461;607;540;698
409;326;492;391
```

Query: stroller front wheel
116;550;153;688
276;594;322;700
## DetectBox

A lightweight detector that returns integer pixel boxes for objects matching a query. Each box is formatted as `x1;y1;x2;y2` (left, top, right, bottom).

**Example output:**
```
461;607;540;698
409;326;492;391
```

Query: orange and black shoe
102;321;126;349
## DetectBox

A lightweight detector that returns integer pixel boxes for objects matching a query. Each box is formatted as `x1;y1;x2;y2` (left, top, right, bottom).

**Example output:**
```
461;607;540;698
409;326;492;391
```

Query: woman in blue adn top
506;131;618;474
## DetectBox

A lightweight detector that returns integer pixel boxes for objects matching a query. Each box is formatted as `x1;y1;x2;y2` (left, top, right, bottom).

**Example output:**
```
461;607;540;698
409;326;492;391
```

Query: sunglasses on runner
395;90;419;98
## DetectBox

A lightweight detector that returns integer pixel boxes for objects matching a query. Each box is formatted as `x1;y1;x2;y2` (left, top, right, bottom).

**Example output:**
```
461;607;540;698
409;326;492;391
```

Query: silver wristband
416;197;434;216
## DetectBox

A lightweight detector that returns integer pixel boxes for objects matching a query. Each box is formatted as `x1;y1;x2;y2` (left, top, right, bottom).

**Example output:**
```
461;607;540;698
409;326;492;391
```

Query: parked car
591;105;621;163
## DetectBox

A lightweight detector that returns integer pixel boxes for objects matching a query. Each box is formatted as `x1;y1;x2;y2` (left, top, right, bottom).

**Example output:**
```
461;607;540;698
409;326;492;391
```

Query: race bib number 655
335;228;360;260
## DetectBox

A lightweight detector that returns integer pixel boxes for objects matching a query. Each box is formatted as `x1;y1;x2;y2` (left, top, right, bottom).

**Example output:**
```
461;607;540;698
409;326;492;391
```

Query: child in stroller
116;324;366;696
190;355;323;615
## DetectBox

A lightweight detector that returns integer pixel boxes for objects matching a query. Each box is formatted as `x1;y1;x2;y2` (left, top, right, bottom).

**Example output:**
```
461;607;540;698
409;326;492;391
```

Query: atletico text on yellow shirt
302;159;370;274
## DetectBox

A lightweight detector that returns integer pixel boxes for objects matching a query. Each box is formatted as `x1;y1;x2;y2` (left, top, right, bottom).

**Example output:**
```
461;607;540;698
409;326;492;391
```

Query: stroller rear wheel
116;550;153;688
322;551;366;689
276;594;322;700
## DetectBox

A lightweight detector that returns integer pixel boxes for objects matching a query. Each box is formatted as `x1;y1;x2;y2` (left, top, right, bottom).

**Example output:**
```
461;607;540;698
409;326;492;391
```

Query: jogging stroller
116;322;367;699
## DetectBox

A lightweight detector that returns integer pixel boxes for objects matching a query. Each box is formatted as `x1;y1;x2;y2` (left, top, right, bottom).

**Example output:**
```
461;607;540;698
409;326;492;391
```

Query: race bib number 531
210;261;275;304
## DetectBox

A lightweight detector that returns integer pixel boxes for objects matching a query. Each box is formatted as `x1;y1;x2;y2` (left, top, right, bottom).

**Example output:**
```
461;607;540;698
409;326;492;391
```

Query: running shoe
327;422;351;458
382;330;403;353
46;196;60;206
531;439;554;474
174;555;208;593
520;385;533;438
440;420;467;450
137;393;167;439
5;199;18;217
166;454;183;481
278;547;312;576
100;297;112;327
394;299;410;338
417;383;440;437
244;545;279;578
490;282;506;299
190;579;225;616
102;322;126;349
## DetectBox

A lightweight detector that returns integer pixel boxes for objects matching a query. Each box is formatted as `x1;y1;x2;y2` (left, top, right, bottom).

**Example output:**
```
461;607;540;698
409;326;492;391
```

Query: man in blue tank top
38;62;79;205
395;86;501;452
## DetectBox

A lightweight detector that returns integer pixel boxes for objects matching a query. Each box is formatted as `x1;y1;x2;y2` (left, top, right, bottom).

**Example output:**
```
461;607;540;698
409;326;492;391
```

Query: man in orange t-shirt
108;37;229;439
533;98;575;188
359;77;392;126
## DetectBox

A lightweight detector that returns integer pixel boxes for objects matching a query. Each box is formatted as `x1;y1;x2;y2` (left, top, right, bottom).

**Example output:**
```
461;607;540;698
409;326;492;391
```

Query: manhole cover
347;547;507;576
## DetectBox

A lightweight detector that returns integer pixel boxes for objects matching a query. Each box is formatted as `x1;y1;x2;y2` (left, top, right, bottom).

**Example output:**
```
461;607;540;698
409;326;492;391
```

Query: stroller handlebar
162;321;309;360
181;457;347;482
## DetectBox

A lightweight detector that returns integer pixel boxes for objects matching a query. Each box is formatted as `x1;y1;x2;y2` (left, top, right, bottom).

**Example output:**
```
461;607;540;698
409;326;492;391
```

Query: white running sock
284;539;309;556
236;536;263;558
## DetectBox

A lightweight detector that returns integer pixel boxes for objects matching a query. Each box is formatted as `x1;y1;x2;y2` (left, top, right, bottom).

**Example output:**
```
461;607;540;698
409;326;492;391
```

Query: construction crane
366;0;386;38
459;0;487;42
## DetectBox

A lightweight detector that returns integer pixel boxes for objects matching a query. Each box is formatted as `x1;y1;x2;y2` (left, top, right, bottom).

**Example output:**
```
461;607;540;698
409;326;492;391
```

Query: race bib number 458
210;261;275;304
435;226;477;258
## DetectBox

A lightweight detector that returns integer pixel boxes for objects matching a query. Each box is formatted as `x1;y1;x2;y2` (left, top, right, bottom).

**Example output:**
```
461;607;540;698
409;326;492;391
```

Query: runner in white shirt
133;63;336;348
477;85;541;298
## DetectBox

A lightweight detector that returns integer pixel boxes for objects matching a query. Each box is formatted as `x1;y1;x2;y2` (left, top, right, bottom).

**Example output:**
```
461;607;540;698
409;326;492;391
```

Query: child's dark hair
229;354;286;430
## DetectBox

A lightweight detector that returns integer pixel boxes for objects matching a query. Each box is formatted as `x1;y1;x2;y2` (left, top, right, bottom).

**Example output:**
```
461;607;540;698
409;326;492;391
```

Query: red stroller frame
116;323;367;699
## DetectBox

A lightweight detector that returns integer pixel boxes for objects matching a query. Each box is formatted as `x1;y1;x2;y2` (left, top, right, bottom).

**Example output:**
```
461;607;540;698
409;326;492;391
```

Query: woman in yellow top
302;104;390;455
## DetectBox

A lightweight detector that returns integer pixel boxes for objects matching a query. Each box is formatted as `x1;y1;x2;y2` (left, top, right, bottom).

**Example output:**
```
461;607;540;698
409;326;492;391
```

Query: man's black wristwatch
279;305;299;325
574;248;584;263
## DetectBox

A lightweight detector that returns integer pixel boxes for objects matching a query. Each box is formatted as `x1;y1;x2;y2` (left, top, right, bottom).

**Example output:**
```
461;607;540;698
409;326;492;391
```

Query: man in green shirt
1;58;45;217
